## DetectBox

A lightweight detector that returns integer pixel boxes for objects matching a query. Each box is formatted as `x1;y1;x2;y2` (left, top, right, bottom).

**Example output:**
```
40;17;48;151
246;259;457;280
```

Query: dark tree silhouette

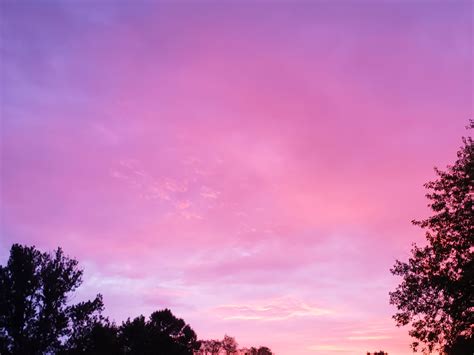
256;346;273;355
208;340;221;355
119;309;200;355
0;244;103;355
60;319;121;355
119;315;149;354
222;334;238;354
241;346;273;355
1;244;275;355
198;339;221;355
390;121;473;353
197;337;273;355
444;335;474;355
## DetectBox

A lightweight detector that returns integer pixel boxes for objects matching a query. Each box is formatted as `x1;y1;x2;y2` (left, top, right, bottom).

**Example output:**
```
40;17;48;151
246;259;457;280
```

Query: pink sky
0;1;472;354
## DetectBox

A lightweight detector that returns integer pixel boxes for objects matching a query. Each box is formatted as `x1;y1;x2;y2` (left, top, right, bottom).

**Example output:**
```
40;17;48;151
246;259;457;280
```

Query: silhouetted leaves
61;297;122;355
444;335;474;355
0;245;202;355
222;335;238;354
119;309;199;355
60;320;121;355
390;121;474;353
255;346;273;355
0;244;103;355
197;339;222;355
196;336;273;355
120;315;149;354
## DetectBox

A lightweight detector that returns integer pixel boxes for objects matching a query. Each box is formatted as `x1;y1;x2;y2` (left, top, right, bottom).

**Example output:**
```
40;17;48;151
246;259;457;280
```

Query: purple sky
1;1;472;354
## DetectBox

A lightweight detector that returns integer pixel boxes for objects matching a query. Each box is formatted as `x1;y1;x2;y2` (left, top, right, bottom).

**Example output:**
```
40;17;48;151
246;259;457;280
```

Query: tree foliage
222;334;238;354
196;336;273;355
0;244;202;355
0;244;103;355
390;121;474;353
241;346;273;355
119;309;200;355
255;346;273;355
197;339;222;355
62;309;121;355
0;244;273;355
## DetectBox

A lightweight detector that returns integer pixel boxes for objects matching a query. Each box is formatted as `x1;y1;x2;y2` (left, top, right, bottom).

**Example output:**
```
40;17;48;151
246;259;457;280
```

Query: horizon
0;1;472;354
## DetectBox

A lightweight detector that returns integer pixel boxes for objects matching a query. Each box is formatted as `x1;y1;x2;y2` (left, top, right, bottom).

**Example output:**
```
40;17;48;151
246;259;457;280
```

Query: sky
0;1;472;354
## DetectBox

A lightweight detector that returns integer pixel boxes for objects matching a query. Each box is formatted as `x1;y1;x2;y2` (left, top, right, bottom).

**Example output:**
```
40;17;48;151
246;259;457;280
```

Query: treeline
196;335;272;354
0;244;273;355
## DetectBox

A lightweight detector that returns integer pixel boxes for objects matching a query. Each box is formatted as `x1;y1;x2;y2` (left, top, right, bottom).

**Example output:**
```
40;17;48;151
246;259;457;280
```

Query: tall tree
390;121;473;353
118;309;200;355
0;244;103;355
119;315;149;355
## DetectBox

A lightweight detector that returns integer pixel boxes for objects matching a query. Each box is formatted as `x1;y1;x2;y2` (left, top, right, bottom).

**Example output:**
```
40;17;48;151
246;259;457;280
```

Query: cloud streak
213;298;333;321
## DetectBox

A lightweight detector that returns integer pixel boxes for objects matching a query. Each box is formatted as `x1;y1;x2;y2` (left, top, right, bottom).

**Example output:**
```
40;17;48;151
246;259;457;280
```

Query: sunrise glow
1;1;472;354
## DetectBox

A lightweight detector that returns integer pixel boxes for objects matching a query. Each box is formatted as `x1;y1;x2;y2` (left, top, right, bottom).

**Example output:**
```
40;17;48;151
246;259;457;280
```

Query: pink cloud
211;297;334;321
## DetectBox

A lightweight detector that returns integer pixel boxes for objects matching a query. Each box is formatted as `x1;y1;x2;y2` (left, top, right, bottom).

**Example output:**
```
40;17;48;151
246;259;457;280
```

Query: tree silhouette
240;346;273;355
60;319;121;355
0;244;276;355
390;121;473;353
444;335;474;355
119;309;200;355
119;315;149;354
208;340;221;355
222;334;238;354
256;346;273;355
197;337;273;355
0;244;103;355
196;339;221;355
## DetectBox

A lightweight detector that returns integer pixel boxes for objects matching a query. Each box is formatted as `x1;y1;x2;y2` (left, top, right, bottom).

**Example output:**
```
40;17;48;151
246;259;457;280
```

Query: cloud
175;200;191;210
347;335;391;341
308;344;354;353
212;297;333;321
200;186;220;199
111;160;194;205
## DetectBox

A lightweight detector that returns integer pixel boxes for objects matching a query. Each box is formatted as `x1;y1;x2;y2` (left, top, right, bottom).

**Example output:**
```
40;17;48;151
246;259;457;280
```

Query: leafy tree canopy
222;334;238;355
196;336;273;355
0;244;201;355
390;121;473;353
0;244;103;355
119;309;200;355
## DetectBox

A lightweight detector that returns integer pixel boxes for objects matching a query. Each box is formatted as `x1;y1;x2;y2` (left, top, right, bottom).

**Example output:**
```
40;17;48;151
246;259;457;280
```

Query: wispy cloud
308;344;354;353
200;186;220;199
212;298;333;321
347;335;391;341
